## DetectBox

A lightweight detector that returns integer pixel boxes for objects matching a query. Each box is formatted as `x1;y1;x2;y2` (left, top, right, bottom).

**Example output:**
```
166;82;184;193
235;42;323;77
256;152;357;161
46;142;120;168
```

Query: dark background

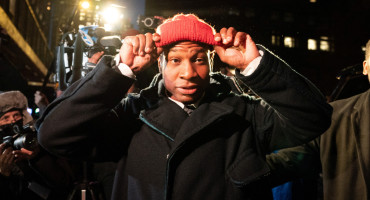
1;0;369;111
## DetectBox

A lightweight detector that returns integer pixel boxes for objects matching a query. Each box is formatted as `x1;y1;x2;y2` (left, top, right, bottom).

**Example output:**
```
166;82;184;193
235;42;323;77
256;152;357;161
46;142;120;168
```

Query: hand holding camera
0;143;15;176
1;122;38;151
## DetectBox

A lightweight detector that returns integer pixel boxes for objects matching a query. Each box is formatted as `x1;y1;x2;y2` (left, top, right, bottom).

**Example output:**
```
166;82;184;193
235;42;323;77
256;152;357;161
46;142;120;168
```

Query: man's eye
195;58;206;63
170;58;180;63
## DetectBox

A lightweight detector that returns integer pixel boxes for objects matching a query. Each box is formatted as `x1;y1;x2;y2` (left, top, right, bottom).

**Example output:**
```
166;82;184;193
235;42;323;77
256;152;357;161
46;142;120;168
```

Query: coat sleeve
265;138;321;187
36;56;136;161
236;45;332;151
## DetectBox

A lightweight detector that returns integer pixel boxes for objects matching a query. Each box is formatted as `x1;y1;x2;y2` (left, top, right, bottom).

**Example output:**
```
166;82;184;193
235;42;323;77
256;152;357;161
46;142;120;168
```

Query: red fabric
155;14;222;47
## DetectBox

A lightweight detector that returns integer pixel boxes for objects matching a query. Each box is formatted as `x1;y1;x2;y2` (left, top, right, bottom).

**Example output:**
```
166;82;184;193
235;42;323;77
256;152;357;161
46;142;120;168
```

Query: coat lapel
140;97;189;141
173;101;234;146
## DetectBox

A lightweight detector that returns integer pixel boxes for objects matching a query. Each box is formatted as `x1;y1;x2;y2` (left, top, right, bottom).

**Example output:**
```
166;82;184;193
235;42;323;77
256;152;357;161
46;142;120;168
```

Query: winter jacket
266;89;370;200
37;46;332;200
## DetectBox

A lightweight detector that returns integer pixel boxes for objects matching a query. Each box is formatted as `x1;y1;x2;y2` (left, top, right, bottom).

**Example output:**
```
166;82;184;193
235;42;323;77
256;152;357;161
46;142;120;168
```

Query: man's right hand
120;33;163;75
0;143;15;176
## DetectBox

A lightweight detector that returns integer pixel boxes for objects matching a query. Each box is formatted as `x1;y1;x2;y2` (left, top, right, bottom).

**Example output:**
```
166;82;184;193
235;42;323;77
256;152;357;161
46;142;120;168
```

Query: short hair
365;40;370;61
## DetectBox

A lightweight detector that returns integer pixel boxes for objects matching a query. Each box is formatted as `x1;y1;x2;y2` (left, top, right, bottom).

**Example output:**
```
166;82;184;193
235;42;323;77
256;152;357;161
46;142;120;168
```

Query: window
320;41;329;51
80;12;86;21
271;35;281;46
272;35;276;45
308;39;317;50
320;36;330;51
284;36;295;48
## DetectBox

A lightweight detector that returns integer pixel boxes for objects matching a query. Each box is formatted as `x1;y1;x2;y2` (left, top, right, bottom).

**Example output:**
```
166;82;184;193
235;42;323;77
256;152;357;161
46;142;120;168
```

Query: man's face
163;41;210;104
363;57;370;83
0;110;22;126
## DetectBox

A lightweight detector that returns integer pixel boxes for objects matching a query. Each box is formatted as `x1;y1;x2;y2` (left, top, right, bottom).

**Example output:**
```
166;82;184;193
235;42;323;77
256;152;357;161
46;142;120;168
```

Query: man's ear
363;60;369;75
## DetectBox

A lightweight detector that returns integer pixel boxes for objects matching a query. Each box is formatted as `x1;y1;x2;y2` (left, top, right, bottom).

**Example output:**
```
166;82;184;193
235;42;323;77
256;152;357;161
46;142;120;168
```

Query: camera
79;25;122;57
0;122;38;150
137;15;164;30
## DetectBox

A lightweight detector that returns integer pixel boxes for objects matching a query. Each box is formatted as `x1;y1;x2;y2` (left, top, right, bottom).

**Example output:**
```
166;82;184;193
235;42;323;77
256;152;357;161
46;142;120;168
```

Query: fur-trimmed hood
0;91;33;124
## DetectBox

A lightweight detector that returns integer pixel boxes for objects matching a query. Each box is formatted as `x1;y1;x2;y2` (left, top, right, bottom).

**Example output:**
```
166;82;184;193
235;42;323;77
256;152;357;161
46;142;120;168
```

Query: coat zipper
139;112;228;200
139;113;174;200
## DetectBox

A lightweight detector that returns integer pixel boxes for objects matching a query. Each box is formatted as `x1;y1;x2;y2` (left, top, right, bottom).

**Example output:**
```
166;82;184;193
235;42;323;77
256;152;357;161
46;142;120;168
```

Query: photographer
0;91;76;200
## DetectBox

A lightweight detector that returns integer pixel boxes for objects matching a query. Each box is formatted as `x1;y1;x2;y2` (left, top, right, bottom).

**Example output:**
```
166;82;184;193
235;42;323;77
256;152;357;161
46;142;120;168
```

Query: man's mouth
178;86;198;95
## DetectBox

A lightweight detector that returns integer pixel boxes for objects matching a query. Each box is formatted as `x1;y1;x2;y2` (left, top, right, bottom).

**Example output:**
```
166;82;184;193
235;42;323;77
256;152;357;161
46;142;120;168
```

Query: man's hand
214;27;260;71
12;147;39;161
0;143;15;176
120;33;163;75
88;51;104;64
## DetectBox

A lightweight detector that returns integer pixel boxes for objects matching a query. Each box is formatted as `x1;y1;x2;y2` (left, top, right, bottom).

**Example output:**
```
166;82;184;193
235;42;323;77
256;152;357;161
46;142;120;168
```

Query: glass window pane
320;40;330;51
284;36;294;48
308;39;317;50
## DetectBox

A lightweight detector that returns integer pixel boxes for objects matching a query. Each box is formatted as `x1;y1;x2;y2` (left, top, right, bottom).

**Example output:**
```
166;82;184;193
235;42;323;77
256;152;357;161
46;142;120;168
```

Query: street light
81;1;90;9
99;4;125;32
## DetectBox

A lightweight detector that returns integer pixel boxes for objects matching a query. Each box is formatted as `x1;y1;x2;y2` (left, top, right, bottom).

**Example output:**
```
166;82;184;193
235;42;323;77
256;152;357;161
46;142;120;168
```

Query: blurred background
1;0;369;118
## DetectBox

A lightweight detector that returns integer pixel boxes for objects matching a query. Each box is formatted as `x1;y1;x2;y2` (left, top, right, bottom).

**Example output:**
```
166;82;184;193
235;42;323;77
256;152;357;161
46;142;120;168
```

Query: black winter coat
37;46;332;200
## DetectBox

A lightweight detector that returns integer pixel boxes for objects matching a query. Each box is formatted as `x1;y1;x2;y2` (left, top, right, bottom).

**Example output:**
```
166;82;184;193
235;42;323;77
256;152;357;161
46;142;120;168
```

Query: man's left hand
214;27;260;71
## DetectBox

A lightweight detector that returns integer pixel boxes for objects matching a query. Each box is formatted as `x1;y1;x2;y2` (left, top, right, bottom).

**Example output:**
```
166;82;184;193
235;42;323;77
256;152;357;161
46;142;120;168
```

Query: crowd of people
0;13;369;200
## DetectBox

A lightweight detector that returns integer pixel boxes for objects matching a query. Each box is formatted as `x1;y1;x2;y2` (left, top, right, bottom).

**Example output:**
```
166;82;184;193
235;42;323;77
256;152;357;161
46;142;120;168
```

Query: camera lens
13;134;37;150
143;18;154;27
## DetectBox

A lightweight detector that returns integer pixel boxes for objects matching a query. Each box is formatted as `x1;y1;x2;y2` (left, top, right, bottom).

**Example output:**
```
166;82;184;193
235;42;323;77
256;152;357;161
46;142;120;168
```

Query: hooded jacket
0;91;33;125
37;46;332;200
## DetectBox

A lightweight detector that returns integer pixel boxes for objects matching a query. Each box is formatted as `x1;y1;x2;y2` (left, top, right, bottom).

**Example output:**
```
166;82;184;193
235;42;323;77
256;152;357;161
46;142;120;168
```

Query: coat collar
138;72;239;143
140;96;234;144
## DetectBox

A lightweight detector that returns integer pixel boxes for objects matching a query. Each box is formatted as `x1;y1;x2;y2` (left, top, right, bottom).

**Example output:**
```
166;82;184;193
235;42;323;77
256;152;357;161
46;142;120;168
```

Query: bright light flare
101;7;124;24
81;1;90;9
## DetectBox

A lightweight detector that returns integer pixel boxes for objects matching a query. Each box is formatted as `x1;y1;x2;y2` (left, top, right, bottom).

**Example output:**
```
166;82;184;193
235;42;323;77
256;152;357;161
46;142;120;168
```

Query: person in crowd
267;40;370;200
0;90;76;200
37;13;332;200
34;90;50;116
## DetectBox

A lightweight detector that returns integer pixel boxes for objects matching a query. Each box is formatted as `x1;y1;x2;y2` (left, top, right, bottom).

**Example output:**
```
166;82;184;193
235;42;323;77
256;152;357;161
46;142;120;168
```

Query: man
0;91;75;200
34;90;50;116
37;14;332;200
267;40;370;200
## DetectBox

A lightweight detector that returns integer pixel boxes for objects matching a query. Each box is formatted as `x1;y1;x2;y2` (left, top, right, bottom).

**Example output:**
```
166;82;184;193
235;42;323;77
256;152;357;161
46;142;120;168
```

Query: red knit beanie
155;14;222;47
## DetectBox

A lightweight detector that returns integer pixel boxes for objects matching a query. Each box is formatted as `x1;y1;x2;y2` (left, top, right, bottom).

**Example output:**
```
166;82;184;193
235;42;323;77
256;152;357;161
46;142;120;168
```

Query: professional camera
137;15;164;30
79;25;122;57
0;122;38;150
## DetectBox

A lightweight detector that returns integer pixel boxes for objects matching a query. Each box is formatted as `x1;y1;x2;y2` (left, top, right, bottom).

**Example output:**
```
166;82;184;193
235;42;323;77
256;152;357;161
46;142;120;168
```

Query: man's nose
10;115;20;124
10;116;17;123
179;61;196;79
